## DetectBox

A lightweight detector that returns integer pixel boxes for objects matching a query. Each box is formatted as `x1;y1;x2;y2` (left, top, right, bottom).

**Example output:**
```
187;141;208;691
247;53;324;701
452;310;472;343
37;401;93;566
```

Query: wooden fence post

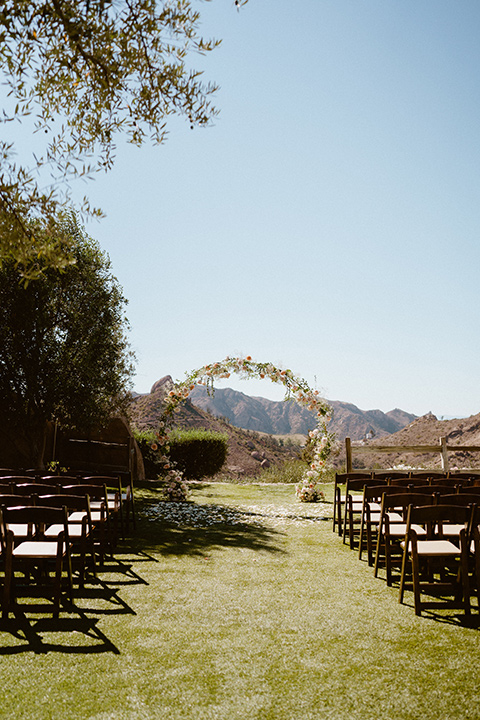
440;436;449;472
345;437;352;473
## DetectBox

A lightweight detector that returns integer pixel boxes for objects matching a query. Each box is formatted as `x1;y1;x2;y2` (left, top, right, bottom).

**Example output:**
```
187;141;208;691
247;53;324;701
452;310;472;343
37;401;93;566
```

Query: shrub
167;429;228;480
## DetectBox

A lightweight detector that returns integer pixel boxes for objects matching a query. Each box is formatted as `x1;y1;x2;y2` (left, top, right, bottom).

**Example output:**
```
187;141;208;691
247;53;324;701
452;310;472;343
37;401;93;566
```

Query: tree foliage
0;214;135;466
0;0;244;278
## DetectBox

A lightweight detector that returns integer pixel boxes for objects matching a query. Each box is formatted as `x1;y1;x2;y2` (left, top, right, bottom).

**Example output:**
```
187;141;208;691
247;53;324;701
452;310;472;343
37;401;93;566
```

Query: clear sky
70;1;480;418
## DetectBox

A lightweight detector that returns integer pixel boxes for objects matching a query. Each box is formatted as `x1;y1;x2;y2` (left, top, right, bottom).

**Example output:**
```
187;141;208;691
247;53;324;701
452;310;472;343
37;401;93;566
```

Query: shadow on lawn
134;500;286;558
0;550;154;655
396;596;480;629
0;498;287;654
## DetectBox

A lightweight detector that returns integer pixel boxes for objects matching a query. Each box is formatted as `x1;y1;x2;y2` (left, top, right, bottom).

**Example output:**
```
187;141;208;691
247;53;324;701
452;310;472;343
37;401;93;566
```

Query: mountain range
130;377;480;475
188;385;417;441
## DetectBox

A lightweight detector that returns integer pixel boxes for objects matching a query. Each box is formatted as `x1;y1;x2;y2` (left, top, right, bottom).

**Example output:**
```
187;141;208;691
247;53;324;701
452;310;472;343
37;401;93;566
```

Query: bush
167;429;228;480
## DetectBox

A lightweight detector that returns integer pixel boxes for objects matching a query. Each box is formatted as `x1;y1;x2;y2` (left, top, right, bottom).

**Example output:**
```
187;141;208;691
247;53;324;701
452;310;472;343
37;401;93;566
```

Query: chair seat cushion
385;512;403;523
388;523;427;537
68;511;88;522
441;524;466;536
6;523;30;538
13;540;65;557
401;539;461;555
45;524;85;538
90;500;116;510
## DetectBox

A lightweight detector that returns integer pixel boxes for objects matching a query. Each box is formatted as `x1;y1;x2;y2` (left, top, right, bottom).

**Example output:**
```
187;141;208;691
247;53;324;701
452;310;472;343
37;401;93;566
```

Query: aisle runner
144;501;330;528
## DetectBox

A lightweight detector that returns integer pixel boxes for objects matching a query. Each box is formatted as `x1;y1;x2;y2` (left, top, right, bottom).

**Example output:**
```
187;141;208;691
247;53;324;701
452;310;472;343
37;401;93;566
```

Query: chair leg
398;543;409;605
358;513;366;560
460;535;471;616
342;506;348;545
2;535;13;619
385;536;394;587
53;556;63;618
475;534;480;611
335;487;343;537
374;530;383;579
411;547;422;616
128;490;137;532
366;522;377;566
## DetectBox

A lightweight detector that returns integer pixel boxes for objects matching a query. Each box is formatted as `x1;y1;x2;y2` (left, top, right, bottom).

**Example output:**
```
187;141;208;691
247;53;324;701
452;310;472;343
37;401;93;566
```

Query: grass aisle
0;483;479;720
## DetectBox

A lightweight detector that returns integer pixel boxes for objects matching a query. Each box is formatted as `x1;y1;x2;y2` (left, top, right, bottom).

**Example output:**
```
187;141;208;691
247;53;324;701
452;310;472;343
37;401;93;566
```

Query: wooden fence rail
345;436;480;473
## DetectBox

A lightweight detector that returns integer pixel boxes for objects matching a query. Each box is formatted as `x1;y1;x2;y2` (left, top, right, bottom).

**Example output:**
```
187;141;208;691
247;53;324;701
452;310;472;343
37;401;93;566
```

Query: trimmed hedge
167;429;228;480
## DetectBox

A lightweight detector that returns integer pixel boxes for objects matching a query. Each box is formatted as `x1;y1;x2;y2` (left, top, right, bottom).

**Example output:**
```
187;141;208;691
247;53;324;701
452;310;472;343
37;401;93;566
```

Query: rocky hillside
188;386;416;441
130;377;303;478
130;376;480;474
345;412;480;470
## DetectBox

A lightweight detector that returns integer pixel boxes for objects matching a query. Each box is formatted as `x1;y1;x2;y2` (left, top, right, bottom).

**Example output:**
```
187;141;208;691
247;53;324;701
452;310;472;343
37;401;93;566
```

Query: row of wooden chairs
345;482;480;551
0;482;116;617
334;472;480;616
333;471;480;538
0;472;135;539
375;491;480;616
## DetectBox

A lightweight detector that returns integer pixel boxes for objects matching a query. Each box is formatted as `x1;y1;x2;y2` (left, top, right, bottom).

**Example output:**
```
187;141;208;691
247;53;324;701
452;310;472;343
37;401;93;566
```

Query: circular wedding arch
161;356;333;497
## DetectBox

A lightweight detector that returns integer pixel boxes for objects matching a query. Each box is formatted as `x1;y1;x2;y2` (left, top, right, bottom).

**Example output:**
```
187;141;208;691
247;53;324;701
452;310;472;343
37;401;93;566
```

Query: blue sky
68;1;480;417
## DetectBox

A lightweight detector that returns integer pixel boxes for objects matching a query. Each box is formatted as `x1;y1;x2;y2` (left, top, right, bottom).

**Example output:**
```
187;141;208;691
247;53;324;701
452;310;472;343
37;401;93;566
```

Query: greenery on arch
161;356;335;502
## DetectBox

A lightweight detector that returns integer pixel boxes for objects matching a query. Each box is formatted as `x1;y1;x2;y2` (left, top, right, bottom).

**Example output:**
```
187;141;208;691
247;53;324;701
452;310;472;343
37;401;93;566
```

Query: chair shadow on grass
394;589;480;629
0;550;154;655
134;500;288;558
0;497;299;654
375;567;480;630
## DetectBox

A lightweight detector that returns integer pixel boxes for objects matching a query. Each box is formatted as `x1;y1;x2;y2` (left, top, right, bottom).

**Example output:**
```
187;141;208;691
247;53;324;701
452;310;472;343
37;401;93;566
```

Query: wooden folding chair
0;495;37;548
333;473;372;537
374;492;435;586
1;505;73;618
342;477;380;549
358;486;403;565
60;484;111;564
399;504;473;617
82;476;123;541
37;494;95;587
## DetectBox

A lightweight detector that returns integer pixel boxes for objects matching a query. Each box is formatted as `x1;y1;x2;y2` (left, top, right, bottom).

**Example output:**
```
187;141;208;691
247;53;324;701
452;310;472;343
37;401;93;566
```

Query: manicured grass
1;482;479;719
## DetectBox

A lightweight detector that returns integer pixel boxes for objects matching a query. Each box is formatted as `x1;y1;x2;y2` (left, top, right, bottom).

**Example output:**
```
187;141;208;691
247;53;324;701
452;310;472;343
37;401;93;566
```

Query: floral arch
159;356;334;502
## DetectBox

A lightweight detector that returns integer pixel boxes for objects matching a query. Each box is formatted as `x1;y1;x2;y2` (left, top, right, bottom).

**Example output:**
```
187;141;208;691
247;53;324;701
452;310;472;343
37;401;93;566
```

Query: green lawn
1;483;479;720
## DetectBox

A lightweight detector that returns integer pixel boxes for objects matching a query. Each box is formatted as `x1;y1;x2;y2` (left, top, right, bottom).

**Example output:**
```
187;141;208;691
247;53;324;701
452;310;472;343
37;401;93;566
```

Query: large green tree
0;214;135;467
0;0;245;279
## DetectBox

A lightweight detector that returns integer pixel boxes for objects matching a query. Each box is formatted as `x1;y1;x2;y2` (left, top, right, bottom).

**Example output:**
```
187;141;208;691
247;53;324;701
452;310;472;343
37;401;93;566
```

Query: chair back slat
0;494;35;507
14;483;59;496
406;503;473;535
